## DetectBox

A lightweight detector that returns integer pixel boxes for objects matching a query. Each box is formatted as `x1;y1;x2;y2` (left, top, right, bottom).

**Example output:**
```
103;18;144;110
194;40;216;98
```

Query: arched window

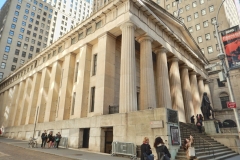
223;119;236;128
219;92;229;109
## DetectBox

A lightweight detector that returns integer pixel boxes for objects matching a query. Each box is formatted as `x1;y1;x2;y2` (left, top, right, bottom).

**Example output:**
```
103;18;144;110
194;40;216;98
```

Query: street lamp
214;0;240;138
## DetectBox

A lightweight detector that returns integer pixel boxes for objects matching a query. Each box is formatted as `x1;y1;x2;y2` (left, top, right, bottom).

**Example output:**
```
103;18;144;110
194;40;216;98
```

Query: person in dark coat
190;115;195;124
140;137;153;160
55;132;62;149
196;118;203;133
47;131;54;148
41;130;47;148
154;137;171;160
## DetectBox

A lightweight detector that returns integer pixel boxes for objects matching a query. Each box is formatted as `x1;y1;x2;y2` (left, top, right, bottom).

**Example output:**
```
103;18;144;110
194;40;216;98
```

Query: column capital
189;71;197;75
136;34;153;43
180;64;190;70
154;47;168;54
120;21;136;30
168;56;179;62
197;76;205;80
204;79;212;84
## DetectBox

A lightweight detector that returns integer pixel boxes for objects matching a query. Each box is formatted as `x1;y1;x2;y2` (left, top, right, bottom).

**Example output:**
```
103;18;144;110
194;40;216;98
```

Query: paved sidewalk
226;155;240;160
0;137;130;160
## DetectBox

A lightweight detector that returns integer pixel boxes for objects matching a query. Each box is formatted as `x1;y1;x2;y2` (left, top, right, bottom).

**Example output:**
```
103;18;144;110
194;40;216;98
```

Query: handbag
143;153;154;160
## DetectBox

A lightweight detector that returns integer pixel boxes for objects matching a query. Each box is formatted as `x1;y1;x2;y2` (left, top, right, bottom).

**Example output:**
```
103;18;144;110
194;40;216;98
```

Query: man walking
41;130;47;148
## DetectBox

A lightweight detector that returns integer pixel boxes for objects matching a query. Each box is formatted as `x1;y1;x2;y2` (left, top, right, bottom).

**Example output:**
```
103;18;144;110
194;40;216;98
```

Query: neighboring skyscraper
0;0;92;81
234;0;240;21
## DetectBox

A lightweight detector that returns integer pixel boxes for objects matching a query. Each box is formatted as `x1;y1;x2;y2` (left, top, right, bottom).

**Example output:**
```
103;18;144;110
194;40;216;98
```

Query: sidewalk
0;137;129;160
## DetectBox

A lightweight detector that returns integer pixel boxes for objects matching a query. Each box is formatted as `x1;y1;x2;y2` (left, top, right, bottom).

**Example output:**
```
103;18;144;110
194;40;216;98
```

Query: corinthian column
169;57;186;122
180;65;194;123
190;71;201;115
138;35;156;110
155;47;172;109
119;22;137;113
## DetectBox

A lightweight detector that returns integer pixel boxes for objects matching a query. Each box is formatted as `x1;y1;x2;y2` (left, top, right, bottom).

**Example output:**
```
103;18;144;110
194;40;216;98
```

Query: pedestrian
199;114;203;121
196;118;202;133
51;135;55;148
183;135;195;160
154;137;171;160
141;137;154;160
47;131;54;148
55;132;62;149
190;115;195;124
196;114;199;120
41;130;47;148
214;120;219;133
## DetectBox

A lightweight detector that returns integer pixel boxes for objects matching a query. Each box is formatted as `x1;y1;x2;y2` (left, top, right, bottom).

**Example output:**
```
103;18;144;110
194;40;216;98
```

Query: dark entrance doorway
104;127;113;154
82;128;90;148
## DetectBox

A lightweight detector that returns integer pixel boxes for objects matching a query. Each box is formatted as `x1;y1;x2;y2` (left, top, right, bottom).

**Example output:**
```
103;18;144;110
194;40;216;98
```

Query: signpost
227;102;237;108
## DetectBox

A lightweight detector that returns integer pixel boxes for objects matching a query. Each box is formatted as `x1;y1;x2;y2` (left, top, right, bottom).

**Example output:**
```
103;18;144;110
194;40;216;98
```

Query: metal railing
109;105;119;114
180;124;215;159
112;141;137;159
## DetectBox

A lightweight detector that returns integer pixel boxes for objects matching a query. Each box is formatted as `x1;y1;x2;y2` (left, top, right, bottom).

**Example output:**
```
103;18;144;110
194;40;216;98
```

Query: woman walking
154;137;171;160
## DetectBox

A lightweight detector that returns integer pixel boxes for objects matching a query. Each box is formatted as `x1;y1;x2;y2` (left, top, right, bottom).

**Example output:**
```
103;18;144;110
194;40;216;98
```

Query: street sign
227;102;237;108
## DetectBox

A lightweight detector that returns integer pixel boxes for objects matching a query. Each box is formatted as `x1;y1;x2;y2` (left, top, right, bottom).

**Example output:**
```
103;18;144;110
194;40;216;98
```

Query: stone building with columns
0;0;211;158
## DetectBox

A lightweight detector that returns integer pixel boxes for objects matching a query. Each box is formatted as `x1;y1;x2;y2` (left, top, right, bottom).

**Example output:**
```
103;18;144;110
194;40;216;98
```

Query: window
26;3;30;8
197;36;203;43
195;24;201;31
44;6;48;10
205;33;211;40
29;18;33;23
92;54;97;75
21;21;26;26
211;17;216;24
173;11;177;17
15;11;19;16
39;35;42;40
34;27;38;31
13;57;18;63
9;30;14;36
24;15;28;20
71;92;76;115
216;44;220;51
96;21;102;29
219;92;229;109
39;3;43;8
185;5;190;11
28;53;32;59
5;46;10;52
22;51;26;57
203;20;209;27
25;37;29;42
28;24;32;29
31;39;35;44
11;24;16;29
15;49;20;55
36;48;40;53
201;9;206;16
90;87;95;112
37;15;40;19
27;30;31;35
3;54;8;60
38;9;42;13
166;4;170;10
7;37;12;44
207;46;213;53
11;65;16;71
23;43;28;49
217;79;226;87
13;17;18;22
194;12;199;19
31;12;35;17
20;59;25;64
200;0;204;4
40;29;43;33
179;8;183;14
18;34;23;39
16;5;21;10
30;46;34;51
36;21;39;25
32;6;36;10
18;0;22;3
172;1;176;7
34;0;38;5
188;27;193;33
33;33;37;37
201;48;205;54
74;62;79;82
187;15;191;22
1;62;6;69
209;5;214;12
17;41;21;47
192;1;197;7
0;72;3;79
25;9;29;14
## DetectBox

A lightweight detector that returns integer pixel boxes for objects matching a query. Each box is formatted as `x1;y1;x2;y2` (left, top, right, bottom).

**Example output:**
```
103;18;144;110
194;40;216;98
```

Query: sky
0;0;6;9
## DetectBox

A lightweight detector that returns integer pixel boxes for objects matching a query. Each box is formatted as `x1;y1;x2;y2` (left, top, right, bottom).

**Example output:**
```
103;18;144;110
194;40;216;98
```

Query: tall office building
0;0;92;81
234;0;240;20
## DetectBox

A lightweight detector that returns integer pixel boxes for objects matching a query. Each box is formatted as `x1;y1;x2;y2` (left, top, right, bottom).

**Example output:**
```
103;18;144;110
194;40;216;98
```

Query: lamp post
214;0;240;138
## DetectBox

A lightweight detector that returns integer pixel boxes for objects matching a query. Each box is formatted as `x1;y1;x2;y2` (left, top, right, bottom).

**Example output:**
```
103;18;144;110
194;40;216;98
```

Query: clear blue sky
0;0;6;9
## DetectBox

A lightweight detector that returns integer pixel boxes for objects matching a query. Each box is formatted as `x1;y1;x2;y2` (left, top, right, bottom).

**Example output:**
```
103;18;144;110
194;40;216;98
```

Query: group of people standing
41;130;62;149
141;137;171;160
191;114;203;133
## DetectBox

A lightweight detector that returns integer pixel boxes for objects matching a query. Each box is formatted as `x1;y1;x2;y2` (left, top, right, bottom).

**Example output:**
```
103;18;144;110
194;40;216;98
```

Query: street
0;137;129;160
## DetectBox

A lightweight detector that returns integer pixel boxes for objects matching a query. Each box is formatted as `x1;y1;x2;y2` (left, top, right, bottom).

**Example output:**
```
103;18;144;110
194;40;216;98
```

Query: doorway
104;127;113;154
82;128;90;148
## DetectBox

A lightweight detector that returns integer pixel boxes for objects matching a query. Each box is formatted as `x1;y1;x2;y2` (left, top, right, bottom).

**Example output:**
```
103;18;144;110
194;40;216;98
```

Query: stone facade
0;0;210;159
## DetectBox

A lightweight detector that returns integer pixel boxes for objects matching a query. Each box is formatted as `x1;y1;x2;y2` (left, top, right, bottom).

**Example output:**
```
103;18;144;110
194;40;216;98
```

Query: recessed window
194;12;199;19
31;12;35;17
11;24;16;29
205;33;211;40
16;5;21;10
31;39;35;44
28;24;32;29
28;53;32;59
71;92;76;115
29;18;33;23
34;0;38;5
32;6;36;11
39;3;43;8
173;11;177;17
7;37;12;44
195;24;201;31
27;30;31;35
90;87;96;112
13;17;18;22
25;37;29;42
18;0;22;4
211;17;216;24
0;72;3;79
22;51;26;57
185;5;190;11
25;9;29;14
20;59;25;64
22;21;26;26
11;65;16;71
172;1;176;7
203;20;209;27
197;36;203;43
187;15;191;22
26;3;30;8
15;49;20;55
207;46;213;54
92;54;97;76
3;54;8;60
33;33;37;37
17;41;21;47
209;5;214;12
15;11;19;16
219;92;229;109
179;8;183;14
166;4;170;10
44;6;48;11
5;46;10;52
200;0;204;4
1;62;6;69
216;44;220;51
18;34;23;39
30;46;34;51
192;1;197;7
23;15;28;20
201;9;206;16
188;27;193;33
96;21;102;29
23;43;28;50
13;57;18;63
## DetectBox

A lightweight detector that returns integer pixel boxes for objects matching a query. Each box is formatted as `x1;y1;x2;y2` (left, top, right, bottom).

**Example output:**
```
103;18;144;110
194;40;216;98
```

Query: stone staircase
175;122;238;160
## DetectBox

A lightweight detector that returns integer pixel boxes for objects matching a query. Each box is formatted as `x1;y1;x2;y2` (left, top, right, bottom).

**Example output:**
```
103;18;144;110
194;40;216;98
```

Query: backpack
157;145;170;160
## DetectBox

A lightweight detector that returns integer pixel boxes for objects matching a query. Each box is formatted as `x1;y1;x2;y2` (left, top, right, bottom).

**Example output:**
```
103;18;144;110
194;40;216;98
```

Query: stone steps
175;122;239;160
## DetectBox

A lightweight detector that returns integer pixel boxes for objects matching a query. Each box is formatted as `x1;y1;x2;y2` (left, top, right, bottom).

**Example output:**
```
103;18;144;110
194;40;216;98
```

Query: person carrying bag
154;137;171;160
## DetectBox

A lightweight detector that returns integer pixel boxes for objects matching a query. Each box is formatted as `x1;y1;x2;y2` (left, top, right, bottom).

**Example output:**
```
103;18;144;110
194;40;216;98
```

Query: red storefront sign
227;102;237;108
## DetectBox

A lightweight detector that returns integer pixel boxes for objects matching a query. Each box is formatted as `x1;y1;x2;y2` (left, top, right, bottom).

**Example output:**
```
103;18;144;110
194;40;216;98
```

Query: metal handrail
181;124;215;159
